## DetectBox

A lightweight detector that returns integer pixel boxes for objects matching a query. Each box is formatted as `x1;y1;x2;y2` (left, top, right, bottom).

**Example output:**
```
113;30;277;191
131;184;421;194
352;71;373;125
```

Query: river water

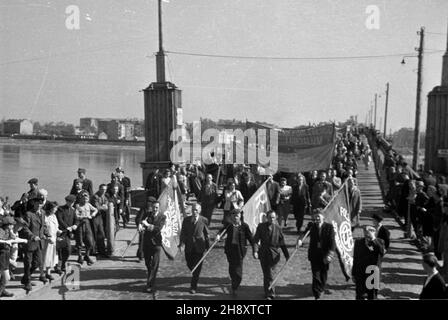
0;139;145;204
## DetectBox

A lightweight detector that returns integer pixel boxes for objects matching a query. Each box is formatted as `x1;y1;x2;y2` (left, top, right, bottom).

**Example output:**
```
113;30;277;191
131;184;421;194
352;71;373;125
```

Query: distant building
80;118;99;133
81;118;144;140
98;132;108;140
3;119;33;135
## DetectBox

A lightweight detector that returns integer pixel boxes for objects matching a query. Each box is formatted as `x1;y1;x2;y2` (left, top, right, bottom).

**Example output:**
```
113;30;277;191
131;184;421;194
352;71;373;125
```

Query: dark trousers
226;248;243;290
57;236;71;270
137;233;144;259
22;248;42;284
143;245;161;288
293;205;307;232
75;220;94;257
311;261;329;299
186;251;204;290
355;278;378;300
259;253;279;298
92;212;106;255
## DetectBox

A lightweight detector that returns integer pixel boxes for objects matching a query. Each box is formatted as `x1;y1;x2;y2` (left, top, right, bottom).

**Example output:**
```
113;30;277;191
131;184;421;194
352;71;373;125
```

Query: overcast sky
1;0;447;133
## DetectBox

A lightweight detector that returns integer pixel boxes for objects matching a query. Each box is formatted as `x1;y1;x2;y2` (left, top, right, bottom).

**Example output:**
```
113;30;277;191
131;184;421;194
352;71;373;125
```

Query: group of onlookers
0;166;132;297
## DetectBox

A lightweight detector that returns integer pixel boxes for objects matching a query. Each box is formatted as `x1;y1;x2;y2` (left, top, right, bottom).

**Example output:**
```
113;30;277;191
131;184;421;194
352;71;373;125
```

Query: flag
158;182;183;260
242;181;271;234
322;182;354;280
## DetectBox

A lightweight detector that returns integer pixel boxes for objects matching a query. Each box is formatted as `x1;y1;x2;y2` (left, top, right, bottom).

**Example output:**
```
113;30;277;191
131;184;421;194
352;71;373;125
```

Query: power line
165;50;444;61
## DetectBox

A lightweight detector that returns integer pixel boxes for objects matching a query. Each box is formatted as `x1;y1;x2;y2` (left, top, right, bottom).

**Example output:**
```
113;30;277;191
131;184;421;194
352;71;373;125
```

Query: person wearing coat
253;210;290;300
20;198;51;291
179;203;210;294
217;209;255;295
221;181;244;226
352;225;385;300
419;253;447;299
70;168;94;197
198;174;219;225
137;200;166;294
348;177;362;229
372;213;390;252
56;195;78;273
298;210;335;300
266;175;281;211
238;173;258;204
291;174;311;233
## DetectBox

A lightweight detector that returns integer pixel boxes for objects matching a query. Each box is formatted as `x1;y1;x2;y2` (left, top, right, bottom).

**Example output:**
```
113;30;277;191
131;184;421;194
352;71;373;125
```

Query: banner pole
120;230;139;260
268;230;310;291
190;227;229;274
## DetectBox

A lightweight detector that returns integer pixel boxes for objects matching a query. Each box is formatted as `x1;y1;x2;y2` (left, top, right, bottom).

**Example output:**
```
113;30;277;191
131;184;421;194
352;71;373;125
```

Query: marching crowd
1;129;447;300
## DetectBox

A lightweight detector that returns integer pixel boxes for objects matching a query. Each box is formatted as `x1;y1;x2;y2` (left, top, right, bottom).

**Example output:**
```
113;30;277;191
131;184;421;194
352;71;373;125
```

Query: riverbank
0;136;145;149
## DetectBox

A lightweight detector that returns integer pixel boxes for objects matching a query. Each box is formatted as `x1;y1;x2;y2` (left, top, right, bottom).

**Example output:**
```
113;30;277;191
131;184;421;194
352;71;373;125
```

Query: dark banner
322;182;354;280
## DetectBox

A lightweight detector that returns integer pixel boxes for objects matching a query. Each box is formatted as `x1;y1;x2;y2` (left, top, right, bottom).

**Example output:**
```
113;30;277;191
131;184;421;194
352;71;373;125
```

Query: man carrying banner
298;210;335;299
138;200;166;295
179;203;209;294
253;210;289;300
216;209;255;296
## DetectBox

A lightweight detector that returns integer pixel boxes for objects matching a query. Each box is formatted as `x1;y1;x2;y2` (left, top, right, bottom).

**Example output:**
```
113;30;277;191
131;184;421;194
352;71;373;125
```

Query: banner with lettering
158;182;183;260
241;180;272;234
322;182;354;280
277;124;336;172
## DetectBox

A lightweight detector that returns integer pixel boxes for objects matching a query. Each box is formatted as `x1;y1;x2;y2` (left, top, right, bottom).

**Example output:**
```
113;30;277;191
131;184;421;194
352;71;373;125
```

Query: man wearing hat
56;195;78;273
372;213;390;252
352;225;385;300
419;253;447;299
70;168;94;197
135;196;157;262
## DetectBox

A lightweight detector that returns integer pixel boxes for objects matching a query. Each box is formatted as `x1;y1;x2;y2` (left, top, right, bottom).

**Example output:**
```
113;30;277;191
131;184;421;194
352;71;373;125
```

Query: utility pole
156;0;166;83
383;82;389;139
374;93;378;130
412;27;425;171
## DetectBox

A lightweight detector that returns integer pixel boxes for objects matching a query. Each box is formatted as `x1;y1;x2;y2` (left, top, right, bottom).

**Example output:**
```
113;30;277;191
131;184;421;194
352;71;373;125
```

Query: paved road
6;161;425;300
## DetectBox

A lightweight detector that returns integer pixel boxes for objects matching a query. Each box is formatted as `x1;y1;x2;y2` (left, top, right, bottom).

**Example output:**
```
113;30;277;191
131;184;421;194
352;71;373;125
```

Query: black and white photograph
0;0;448;305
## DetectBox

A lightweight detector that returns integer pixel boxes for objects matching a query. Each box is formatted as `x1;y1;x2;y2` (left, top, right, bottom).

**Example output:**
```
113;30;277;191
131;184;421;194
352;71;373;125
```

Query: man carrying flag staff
298;209;336;300
253;210;289;300
138;200;166;295
179;203;209;294
216;209;255;296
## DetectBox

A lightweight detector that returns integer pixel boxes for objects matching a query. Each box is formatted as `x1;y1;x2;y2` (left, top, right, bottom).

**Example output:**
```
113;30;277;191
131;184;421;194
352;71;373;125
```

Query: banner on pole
322;182;354;280
241;181;272;234
158;182;183;260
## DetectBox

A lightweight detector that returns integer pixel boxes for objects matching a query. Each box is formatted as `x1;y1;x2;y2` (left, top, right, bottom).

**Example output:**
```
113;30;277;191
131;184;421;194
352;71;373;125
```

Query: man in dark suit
300;210;335;299
91;184;108;257
70;168;94;197
138;201;166;294
419;253;447;299
11;178;40;219
20;198;51;291
372;213;390;252
291;174;311;233
179;203;210;294
238;173;258;204
311;171;334;210
116;167;132;225
55;195;78;273
266;175;280;211
352;225;385;300
217;209;255;296
253;210;289;300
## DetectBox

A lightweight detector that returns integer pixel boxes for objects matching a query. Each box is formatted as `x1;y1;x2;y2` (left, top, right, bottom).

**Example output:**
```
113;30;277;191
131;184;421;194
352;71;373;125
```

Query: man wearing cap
298;210;335;300
138;200;166;294
70;179;85;203
420;253;447;299
70;168;94;197
116;168;131;226
56;195;78;272
0;216;27;298
20;198;51;291
11;178;40;219
217;209;255;296
352;225;385;300
136;196;157;261
253;210;290;300
372;213;390;252
179;203;210;294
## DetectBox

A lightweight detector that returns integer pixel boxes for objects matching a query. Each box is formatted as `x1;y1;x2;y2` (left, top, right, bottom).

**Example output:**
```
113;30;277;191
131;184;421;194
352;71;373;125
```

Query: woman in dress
42;201;59;282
